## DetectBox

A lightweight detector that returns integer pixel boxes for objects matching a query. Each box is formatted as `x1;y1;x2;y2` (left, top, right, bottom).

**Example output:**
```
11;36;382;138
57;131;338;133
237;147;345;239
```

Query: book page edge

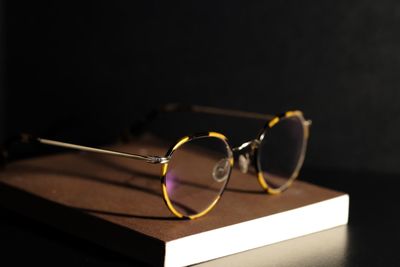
165;194;349;267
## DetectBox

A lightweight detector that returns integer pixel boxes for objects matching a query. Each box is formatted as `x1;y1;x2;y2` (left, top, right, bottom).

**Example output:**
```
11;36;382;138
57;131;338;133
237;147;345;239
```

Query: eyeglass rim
160;132;234;220
160;111;310;219
254;110;310;195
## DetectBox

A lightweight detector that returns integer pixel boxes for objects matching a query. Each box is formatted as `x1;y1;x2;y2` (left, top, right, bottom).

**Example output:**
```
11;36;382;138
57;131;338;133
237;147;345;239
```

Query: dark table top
0;169;399;266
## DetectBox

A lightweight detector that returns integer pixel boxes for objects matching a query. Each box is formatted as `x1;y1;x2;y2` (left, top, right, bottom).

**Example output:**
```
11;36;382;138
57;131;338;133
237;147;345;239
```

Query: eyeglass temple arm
161;103;276;120
0;134;168;166
129;103;276;136
166;104;311;126
157;103;312;126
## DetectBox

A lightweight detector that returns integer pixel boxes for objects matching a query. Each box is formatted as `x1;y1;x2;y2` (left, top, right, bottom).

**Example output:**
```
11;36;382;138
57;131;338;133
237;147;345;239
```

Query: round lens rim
255;111;309;194
160;132;234;220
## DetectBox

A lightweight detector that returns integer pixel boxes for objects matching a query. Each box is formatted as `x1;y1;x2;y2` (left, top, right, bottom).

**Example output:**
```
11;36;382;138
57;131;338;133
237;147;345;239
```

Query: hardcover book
0;138;349;267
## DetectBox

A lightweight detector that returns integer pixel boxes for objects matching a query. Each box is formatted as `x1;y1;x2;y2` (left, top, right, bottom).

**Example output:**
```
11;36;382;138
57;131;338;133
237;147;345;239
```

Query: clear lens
165;136;232;217
257;115;306;190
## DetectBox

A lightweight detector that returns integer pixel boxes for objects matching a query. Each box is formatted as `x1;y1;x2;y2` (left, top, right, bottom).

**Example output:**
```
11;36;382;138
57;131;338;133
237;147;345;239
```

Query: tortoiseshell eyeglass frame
0;104;311;220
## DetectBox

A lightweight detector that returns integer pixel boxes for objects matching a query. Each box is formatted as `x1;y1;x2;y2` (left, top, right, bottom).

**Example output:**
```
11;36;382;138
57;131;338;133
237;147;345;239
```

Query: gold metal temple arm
127;103;277;137
162;103;275;121
0;133;167;165
36;137;168;164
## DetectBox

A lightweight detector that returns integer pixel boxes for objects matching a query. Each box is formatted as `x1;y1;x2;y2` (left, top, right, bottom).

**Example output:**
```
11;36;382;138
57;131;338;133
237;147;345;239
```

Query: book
0;138;349;267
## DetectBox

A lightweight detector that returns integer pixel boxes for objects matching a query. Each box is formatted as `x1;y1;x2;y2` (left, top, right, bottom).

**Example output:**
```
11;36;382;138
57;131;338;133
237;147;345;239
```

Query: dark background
1;2;400;174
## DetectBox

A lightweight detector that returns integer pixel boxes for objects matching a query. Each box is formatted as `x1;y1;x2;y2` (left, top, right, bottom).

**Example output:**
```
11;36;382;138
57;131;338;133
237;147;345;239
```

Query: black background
1;1;400;266
2;1;400;174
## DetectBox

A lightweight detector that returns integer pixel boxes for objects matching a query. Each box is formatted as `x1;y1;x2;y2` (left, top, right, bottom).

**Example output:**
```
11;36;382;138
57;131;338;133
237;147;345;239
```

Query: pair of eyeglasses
1;104;311;220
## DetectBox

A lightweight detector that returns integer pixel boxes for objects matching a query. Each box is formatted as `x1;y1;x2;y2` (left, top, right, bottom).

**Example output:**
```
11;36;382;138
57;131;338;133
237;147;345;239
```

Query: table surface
0;168;398;266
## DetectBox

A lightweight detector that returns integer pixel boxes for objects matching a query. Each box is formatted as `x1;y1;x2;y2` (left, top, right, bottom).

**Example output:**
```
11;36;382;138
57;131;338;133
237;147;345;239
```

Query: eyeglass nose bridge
232;139;259;174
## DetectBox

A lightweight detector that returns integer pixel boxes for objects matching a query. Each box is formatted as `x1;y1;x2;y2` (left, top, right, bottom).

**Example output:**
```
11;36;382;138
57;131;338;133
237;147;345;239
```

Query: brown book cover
0;138;349;266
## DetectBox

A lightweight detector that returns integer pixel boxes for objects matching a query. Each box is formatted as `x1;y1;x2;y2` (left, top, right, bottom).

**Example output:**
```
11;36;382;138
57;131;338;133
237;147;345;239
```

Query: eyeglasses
1;104;311;220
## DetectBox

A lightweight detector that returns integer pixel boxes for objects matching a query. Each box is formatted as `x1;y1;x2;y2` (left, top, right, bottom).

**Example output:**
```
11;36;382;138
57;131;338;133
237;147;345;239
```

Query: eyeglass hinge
146;156;169;164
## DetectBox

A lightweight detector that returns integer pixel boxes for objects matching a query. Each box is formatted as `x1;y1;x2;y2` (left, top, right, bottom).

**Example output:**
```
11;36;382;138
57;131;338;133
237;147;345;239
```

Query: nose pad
238;154;250;174
212;158;231;182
